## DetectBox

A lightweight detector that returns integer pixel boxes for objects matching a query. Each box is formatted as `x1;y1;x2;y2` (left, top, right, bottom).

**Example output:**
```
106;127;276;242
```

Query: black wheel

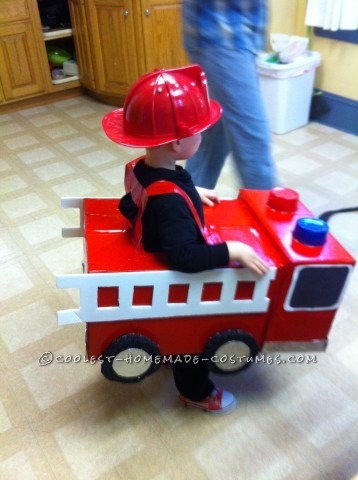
101;333;161;383
204;330;259;374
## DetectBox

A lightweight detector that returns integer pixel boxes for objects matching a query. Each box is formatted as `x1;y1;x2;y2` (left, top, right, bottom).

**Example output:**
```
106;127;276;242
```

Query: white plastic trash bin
257;51;321;134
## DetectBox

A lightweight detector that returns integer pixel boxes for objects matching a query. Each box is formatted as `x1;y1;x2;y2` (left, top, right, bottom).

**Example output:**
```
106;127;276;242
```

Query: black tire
101;333;161;383
204;329;259;374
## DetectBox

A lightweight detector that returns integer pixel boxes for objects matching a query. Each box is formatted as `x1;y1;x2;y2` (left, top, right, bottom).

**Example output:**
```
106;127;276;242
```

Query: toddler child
102;65;268;414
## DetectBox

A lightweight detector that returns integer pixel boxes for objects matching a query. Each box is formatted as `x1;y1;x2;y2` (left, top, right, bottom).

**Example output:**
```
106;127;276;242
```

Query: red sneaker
179;389;236;414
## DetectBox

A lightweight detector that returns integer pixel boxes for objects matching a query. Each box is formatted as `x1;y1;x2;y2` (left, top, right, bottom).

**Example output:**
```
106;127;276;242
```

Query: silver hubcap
112;348;152;378
214;341;251;372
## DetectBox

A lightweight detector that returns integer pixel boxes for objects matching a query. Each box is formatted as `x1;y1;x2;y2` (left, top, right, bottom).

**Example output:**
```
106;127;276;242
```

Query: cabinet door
68;0;95;90
87;0;139;96
140;0;188;72
0;0;30;23
0;21;48;100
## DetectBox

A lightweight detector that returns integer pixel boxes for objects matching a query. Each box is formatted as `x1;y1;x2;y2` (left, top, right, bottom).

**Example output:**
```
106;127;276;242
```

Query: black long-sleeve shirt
119;159;229;273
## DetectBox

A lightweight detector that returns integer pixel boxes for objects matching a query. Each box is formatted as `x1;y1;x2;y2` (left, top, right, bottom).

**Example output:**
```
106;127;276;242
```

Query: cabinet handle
145;8;150;16
124;9;129;17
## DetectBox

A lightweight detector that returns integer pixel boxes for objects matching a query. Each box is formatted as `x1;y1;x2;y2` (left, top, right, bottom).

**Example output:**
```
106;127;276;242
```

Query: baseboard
0;87;85;114
310;91;358;135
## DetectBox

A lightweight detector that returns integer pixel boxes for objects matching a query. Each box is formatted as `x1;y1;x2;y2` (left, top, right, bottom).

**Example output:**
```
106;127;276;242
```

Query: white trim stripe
57;267;276;325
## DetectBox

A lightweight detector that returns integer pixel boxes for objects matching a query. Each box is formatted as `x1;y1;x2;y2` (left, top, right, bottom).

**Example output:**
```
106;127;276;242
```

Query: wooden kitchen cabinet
0;83;4;102
0;0;83;110
0;0;188;109
85;0;139;96
139;0;189;73
0;0;31;23
0;0;49;102
68;0;95;90
83;0;188;100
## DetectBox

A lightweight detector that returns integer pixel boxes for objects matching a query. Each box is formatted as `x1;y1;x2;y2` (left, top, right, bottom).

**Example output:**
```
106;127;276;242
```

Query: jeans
185;47;279;190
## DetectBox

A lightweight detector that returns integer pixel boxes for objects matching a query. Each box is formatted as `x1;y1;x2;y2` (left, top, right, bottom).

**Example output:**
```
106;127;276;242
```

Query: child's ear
171;140;181;153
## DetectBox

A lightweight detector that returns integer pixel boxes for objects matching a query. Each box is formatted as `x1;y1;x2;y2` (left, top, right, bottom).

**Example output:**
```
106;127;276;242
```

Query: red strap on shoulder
124;157;148;247
146;181;222;245
123;157;220;247
124;156;145;200
146;180;206;233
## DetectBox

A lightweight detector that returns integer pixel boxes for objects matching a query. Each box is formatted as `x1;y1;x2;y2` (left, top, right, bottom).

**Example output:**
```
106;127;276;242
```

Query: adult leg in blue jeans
186;47;278;190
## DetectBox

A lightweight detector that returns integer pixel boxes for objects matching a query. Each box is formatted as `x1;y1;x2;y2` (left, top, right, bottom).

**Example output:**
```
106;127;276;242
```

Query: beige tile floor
0;95;357;480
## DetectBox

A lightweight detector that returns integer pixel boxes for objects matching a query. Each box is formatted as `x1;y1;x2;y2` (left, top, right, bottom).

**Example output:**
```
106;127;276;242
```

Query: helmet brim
102;99;222;148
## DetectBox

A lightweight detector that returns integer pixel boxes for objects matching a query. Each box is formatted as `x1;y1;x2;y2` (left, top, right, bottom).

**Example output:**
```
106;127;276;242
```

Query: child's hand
196;187;220;207
226;241;269;275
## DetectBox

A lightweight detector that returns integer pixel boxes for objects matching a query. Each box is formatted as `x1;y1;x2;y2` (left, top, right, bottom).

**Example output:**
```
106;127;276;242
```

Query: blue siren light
293;217;329;246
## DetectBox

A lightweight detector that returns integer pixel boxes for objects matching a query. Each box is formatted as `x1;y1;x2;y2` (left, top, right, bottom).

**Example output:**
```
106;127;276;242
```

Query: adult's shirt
119;159;229;273
183;0;268;54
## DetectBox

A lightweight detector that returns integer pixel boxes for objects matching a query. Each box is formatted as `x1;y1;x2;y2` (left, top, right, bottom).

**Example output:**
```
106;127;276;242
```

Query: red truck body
57;188;355;382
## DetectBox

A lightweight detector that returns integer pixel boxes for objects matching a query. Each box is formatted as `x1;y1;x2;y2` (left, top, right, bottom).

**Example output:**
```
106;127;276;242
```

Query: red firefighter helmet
102;64;222;148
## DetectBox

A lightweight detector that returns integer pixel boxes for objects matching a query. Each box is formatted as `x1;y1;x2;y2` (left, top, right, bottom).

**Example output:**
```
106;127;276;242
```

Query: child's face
178;133;202;159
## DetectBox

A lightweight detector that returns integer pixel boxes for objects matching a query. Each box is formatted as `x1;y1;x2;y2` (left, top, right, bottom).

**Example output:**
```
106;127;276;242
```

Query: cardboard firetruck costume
57;66;355;383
